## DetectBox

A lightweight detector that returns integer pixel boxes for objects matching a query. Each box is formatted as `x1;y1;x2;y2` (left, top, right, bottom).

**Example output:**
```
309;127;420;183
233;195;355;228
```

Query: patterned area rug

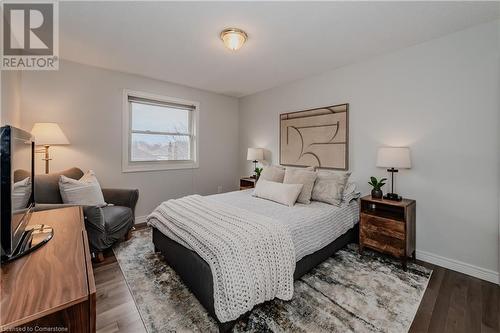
113;228;431;333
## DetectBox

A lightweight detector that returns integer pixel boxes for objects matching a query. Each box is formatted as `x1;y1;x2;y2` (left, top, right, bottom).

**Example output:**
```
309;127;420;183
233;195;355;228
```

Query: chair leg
94;252;105;263
125;227;134;241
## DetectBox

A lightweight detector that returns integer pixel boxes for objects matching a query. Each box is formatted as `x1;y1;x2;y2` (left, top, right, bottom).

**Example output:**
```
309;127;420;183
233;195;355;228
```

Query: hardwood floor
409;261;499;333
94;243;499;333
94;249;146;333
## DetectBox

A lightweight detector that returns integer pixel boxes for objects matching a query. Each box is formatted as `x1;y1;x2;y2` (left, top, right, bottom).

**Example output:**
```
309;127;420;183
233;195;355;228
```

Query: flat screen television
1;125;36;260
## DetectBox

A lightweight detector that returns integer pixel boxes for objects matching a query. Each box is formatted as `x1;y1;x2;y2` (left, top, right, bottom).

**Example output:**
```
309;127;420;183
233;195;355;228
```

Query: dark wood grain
481;279;499;333
359;195;416;266
409;260;499;333
0;207;96;331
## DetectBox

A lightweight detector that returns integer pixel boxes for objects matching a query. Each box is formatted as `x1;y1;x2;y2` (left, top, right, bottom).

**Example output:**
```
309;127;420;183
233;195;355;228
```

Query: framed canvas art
279;103;349;170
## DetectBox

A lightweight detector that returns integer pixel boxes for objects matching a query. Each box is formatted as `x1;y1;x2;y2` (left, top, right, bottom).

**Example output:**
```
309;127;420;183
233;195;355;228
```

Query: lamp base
383;193;402;201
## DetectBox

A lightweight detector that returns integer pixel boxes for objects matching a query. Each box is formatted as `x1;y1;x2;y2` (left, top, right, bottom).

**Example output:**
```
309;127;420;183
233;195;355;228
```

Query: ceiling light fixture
220;28;248;51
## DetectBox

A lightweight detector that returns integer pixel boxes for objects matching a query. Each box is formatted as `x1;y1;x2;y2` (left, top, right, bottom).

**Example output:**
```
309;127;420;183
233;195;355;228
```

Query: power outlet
217;185;223;193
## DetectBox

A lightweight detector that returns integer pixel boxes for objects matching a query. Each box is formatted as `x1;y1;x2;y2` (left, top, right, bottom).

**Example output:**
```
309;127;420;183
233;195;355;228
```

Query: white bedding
147;195;295;322
208;189;359;261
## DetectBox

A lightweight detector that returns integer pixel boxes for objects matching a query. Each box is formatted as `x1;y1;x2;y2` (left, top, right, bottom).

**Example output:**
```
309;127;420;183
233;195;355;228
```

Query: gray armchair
14;168;138;260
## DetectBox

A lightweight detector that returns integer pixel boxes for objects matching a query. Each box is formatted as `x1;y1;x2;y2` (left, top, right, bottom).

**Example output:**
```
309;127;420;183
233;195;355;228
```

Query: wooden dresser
1;207;96;332
359;195;416;269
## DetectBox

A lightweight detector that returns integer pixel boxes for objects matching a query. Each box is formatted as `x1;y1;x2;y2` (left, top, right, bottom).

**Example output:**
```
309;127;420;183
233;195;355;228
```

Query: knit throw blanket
147;195;296;323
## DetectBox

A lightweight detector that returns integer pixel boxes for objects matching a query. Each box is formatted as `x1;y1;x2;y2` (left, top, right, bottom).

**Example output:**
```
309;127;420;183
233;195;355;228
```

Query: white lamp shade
247;148;264;161
31;123;70;145
376;147;411;169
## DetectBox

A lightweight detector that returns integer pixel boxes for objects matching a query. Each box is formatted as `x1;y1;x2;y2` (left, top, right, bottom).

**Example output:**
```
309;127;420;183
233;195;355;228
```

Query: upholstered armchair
14;167;139;261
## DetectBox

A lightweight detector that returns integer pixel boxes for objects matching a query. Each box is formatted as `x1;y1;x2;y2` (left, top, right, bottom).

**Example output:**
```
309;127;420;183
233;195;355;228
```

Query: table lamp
247;148;264;178
31;123;70;174
376;147;411;201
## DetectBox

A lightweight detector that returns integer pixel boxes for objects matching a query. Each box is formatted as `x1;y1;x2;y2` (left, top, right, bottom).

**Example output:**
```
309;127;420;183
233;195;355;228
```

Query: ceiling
59;2;500;97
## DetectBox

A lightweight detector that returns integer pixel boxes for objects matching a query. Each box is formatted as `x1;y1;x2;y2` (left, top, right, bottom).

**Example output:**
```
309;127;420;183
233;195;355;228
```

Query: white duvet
147;194;295;322
208;189;360;261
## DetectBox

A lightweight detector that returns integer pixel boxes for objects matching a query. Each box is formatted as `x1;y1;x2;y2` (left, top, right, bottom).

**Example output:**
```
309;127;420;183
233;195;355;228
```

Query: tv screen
1;126;35;257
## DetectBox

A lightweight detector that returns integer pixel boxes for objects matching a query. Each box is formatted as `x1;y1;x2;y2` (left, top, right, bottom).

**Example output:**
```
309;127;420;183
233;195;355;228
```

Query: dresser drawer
360;213;405;239
360;227;405;257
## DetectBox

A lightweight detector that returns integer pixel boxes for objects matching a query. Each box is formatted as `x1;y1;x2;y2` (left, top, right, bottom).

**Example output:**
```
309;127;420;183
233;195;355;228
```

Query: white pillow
283;168;317;204
12;177;32;210
253;179;303;207
311;171;351;206
59;170;106;207
260;165;286;183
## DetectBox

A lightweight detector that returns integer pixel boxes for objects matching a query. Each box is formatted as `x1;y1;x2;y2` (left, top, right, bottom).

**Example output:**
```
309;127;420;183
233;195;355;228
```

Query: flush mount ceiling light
220;28;248;51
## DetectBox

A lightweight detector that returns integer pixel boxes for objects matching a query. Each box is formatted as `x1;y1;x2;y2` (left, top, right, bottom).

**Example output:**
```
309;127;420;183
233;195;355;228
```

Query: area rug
113;228;431;333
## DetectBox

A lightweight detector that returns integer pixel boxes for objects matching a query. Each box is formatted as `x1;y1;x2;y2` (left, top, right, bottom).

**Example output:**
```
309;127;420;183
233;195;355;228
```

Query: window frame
122;89;200;172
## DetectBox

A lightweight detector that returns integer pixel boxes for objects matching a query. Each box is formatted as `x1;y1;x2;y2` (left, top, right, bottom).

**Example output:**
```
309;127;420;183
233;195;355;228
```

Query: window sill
122;161;199;173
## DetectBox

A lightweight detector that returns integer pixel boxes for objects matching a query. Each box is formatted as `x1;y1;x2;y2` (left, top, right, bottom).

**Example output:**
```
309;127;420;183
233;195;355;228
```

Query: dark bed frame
152;223;359;332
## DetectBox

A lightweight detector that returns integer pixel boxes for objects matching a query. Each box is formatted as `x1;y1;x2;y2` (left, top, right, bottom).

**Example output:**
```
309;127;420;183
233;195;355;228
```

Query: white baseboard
135;215;147;225
416;250;499;284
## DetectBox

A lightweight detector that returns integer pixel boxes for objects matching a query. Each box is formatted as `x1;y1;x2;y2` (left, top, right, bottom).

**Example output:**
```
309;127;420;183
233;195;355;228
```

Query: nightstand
359;195;416;269
240;177;256;190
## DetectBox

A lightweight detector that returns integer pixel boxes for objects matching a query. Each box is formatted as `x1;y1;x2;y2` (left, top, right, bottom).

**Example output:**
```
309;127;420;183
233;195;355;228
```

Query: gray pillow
311;171;352;206
260;165;286;183
283;168;317;204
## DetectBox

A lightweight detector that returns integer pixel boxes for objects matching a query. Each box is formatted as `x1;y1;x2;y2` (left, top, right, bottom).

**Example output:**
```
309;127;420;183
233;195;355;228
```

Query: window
122;90;199;172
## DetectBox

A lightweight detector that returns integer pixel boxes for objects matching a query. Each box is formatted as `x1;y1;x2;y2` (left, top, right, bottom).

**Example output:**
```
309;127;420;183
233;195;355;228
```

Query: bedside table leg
359;245;364;255
411;251;416;261
402;257;408;271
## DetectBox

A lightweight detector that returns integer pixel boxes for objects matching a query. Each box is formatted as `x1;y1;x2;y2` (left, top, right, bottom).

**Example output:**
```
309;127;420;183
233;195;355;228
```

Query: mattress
150;189;359;262
207;189;359;261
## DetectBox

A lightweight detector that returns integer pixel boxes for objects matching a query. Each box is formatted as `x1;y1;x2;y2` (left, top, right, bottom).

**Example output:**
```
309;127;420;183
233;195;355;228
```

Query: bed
149;189;360;331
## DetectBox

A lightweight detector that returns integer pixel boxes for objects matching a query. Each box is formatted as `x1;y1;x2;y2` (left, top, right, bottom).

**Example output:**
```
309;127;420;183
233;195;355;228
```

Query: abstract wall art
280;103;349;170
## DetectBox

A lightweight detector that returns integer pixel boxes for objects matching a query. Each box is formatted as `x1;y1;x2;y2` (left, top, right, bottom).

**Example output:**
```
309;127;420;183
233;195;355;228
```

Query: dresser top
361;195;415;207
1;207;93;329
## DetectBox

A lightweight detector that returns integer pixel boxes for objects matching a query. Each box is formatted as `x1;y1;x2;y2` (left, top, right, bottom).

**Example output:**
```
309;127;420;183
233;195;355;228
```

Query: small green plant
368;176;387;190
254;167;263;178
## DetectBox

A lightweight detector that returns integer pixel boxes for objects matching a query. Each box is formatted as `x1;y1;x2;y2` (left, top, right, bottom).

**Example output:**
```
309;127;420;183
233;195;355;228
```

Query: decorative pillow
283;168;317;204
311;171;351;206
12;177;32;210
59;170;106;207
253;179;303;207
260;165;286;183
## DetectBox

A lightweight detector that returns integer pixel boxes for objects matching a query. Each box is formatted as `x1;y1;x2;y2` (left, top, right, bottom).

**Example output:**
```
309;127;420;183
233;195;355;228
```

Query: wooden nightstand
240;177;256;190
359;195;416;269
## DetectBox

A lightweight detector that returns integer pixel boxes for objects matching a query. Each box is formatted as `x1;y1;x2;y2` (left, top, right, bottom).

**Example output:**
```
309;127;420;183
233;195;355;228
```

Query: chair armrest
82;205;105;233
101;188;139;214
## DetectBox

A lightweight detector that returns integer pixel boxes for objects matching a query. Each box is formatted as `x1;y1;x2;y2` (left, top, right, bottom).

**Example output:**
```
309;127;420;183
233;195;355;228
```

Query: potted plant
368;176;387;199
254;167;263;180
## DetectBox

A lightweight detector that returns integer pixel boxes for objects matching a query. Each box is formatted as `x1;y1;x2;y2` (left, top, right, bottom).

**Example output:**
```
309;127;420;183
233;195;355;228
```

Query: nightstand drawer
360;213;405;239
240;177;256;190
360;228;405;257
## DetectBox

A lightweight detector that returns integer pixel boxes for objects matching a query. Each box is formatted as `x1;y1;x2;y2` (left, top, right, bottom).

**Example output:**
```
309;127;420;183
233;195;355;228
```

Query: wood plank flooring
94;243;499;333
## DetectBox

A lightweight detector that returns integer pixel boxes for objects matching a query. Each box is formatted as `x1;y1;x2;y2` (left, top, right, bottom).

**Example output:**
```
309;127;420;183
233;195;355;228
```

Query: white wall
1;71;22;127
239;21;500;282
20;60;240;218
